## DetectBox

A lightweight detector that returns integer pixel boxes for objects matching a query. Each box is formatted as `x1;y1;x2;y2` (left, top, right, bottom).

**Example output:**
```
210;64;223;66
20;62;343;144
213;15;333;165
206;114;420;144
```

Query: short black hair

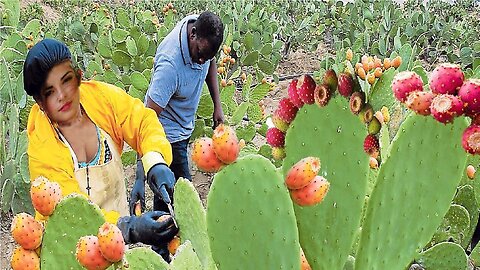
193;11;224;55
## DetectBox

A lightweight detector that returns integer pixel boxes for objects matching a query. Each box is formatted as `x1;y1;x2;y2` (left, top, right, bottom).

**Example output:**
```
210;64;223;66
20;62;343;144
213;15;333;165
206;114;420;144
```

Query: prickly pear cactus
414;242;467;270
452;185;479;248
355;114;468;270
283;97;369;269
124;247;169;270
207;155;300;270
429;204;470;247
174;178;216;270
169;241;203;270
41;194;105;269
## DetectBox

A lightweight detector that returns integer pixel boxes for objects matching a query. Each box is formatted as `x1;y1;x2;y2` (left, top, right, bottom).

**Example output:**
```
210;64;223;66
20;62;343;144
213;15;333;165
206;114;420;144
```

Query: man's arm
146;95;164;117
205;58;224;128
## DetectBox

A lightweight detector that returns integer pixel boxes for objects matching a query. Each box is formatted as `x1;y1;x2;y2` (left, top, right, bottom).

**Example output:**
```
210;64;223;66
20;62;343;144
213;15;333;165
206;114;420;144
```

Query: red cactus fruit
429;63;464;95
10;246;40;270
97;223;125;263
300;248;312;270
462;124;480;155
349;92;366;115
212;124;240;164
296;74;316;104
290;175;330;206
272;114;289;132
458;79;480;117
275;98;299;123
285;157;321;190
30;176;62;216
76;235;112;270
363;134;380;157
313;84;331;107
322;69;338;93
266;128;285;148
272;147;286;160
191;137;224;173
405;91;435;116
11;213;43;250
337;73;354;97
287;79;304;108
391;71;424;102
430;94;464;124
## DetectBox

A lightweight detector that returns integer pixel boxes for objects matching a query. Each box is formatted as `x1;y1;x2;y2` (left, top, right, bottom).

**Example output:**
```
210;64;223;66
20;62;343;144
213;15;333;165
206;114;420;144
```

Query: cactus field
1;0;480;269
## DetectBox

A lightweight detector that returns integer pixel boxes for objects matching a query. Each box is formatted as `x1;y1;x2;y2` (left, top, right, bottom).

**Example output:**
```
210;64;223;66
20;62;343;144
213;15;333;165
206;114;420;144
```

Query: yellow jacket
27;81;172;222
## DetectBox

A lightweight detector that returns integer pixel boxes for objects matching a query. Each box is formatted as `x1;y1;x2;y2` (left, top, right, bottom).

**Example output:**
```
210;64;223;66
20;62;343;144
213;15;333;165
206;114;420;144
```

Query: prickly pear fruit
297;74;316;104
30;176;62;216
337;73;354;97
97;223;125;262
369;157;379;169
11;246;40;270
300;248;312;270
266;127;285;148
467;165;476;179
323;69;338;93
429;63;464;95
168;235;181;255
358;104;374;124
272;114;290;132
367;116;381;135
134;201;142;216
430;94;464;124
212;124;240;164
290;176;330;206
275;98;299;123
405;91;435;116
76;235;112;270
11;213;43;250
364;134;380;157
192;137;224;173
457;79;480;116
349;92;366;115
288;79;304;108
313;84;332;107
272;147;286;160
462;124;480;155
285;157;321;190
391;71;424;102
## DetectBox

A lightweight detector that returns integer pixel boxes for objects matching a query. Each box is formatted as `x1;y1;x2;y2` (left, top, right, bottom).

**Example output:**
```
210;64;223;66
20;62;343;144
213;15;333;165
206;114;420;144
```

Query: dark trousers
152;138;191;262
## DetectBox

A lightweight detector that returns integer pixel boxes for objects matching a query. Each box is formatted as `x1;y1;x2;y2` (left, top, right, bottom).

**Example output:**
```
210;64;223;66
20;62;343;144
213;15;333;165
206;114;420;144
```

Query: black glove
117;211;178;245
147;163;176;204
129;160;146;216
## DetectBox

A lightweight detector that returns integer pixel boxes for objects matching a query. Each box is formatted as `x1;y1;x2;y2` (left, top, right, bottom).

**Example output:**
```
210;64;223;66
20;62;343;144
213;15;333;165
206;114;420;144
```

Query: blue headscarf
23;39;72;96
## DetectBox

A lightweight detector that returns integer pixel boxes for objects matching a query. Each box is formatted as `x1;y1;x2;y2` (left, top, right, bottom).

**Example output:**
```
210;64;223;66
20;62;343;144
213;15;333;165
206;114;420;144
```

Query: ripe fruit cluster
392;63;480;155
218;44;236;87
191;124;243;173
75;222;126;270
285;157;330;206
162;2;177;15
348;49;402;86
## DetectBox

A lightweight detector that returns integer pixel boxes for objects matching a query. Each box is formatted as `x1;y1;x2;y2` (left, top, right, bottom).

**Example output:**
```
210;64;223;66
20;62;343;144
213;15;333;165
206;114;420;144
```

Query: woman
24;39;177;260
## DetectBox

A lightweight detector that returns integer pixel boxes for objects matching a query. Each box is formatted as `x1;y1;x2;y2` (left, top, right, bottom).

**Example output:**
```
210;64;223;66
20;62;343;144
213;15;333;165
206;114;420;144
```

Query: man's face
190;37;216;65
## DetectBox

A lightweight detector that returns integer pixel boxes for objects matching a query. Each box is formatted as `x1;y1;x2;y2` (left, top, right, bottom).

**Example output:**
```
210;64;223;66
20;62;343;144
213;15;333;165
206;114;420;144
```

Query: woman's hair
23;39;78;98
193;11;224;55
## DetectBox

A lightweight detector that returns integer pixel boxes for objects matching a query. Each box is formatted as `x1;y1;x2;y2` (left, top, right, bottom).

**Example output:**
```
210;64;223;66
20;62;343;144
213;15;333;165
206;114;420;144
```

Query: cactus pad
355;114;468;270
124;247;169;270
41;194;105;269
452;185;478;248
283;98;369;269
415;242;467;270
429;204;470;247
207;155;299;270
169;240;203;270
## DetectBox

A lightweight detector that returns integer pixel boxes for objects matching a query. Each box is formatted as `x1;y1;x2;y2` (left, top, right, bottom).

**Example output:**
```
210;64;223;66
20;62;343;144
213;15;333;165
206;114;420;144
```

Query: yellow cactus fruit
357;67;366;80
381;106;390;123
346;49;353;61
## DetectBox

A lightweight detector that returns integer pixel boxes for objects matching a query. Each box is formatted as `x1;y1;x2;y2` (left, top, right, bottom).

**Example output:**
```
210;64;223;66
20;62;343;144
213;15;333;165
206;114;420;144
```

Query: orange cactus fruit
11;246;40;270
383;58;391;69
357;67;366;80
134;201;142;216
191;137;224;173
168;236;181;255
290;176;330;206
285;157;321;190
220;79;227;87
76;236;112;270
392;56;402;68
11;213;43;250
467;165;476;180
30;176;62;216
369;157;379;169
374;67;383;78
367;73;376;85
97;223;126;262
300;248;312;270
212;124;240;164
346;49;353;61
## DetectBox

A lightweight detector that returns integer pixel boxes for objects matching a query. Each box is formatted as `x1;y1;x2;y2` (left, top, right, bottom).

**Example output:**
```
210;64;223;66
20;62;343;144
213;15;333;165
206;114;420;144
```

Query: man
129;11;224;261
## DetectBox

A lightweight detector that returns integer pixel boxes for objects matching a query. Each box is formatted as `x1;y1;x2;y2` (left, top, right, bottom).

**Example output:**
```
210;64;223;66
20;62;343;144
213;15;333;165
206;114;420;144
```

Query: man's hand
117;211;178;245
212;106;224;129
129;160;146;216
146;163;176;204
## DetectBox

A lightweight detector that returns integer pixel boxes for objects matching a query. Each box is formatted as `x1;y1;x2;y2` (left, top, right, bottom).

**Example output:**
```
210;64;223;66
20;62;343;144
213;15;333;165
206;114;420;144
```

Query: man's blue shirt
146;14;211;143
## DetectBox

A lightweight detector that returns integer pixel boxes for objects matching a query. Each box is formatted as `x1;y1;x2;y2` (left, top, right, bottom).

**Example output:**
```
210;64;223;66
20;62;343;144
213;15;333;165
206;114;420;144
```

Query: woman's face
37;60;81;125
